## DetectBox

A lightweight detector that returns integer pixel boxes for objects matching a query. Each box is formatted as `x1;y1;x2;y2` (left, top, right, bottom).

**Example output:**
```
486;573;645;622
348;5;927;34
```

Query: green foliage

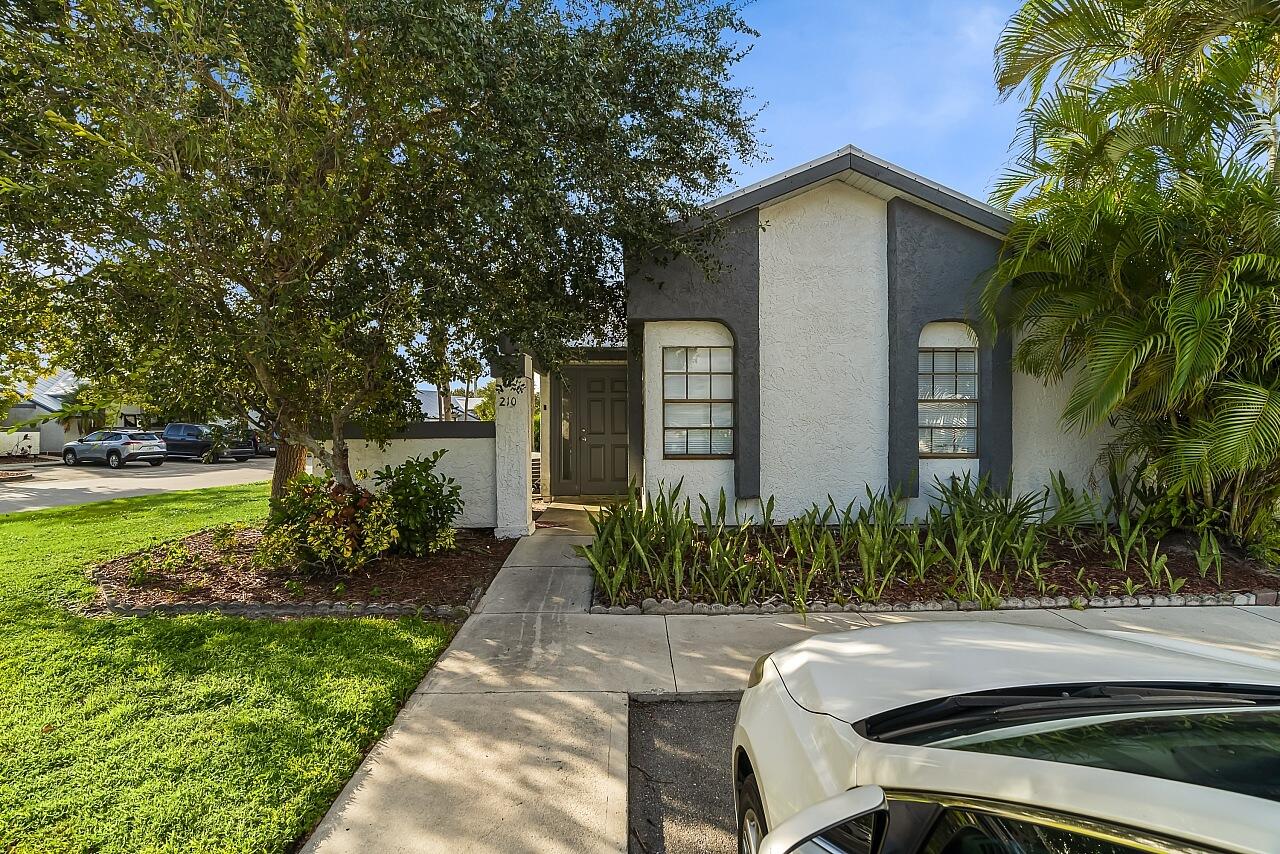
986;0;1280;557
1;0;761;486
200;425;234;464
157;541;197;575
582;473;1207;608
0;484;452;850
259;474;397;574
374;451;464;557
211;522;242;554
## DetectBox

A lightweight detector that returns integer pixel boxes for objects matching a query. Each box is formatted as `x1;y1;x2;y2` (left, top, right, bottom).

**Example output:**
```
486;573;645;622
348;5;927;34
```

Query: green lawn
0;483;454;852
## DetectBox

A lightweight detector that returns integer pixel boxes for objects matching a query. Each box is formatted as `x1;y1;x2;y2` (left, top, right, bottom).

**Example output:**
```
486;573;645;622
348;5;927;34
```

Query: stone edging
0;471;34;483
98;585;485;620
590;590;1277;616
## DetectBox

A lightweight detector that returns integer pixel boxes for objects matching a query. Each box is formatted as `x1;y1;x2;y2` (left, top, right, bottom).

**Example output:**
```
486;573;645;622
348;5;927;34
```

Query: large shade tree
1;0;761;487
984;0;1280;550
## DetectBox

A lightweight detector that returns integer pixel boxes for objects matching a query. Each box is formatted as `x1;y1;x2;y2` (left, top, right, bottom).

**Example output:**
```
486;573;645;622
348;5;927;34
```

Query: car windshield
938;707;1280;802
128;433;158;441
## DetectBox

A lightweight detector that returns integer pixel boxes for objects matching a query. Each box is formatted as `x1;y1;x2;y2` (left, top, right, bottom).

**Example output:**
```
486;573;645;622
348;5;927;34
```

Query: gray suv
63;430;167;469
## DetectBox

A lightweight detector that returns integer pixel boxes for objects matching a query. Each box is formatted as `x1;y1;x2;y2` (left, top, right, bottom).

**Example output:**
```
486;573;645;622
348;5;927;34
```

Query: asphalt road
0;456;275;514
629;697;740;854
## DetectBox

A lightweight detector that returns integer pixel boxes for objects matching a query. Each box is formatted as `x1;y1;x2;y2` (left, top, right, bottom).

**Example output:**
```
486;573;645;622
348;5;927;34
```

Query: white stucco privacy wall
0;431;38;457
338;437;499;529
758;181;890;518
642;321;738;516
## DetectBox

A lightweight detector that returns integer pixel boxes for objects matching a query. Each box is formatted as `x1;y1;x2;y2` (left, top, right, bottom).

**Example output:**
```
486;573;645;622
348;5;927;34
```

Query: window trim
661;345;735;460
917;346;979;460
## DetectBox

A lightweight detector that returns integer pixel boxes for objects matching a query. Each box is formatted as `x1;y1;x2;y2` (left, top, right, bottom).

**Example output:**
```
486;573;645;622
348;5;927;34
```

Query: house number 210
496;378;526;407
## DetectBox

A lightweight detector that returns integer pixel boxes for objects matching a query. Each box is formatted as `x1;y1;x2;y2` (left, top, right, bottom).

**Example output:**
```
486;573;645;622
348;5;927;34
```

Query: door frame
549;361;628;497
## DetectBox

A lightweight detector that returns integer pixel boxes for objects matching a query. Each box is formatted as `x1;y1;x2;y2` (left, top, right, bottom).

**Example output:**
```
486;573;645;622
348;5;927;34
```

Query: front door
553;366;628;495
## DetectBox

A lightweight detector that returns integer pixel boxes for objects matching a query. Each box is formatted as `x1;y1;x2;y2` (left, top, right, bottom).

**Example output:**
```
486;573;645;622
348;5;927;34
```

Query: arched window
918;323;978;457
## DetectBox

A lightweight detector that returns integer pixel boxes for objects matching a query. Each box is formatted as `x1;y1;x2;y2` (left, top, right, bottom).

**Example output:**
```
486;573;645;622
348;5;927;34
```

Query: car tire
63;449;77;466
106;451;123;469
149;460;164;467
737;773;768;854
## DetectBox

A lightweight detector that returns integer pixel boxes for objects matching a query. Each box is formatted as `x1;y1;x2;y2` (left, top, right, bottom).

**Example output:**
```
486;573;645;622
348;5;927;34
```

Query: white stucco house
349;144;1110;536
534;145;1108;520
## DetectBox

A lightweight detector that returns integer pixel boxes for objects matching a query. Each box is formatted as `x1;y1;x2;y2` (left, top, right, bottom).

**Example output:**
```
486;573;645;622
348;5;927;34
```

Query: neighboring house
415;387;483;421
3;370;144;454
539;145;1107;518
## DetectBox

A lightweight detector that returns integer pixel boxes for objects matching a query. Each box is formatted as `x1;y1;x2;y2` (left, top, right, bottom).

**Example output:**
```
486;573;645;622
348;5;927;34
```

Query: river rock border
96;585;485;620
589;589;1278;615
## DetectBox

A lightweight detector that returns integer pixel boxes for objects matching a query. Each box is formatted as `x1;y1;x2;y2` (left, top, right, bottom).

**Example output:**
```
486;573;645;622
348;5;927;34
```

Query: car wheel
737;773;768;854
63;449;77;466
106;451;123;469
149;460;164;467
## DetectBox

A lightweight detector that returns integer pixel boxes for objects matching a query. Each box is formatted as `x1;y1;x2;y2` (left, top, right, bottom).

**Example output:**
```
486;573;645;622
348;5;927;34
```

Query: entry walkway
303;507;1280;853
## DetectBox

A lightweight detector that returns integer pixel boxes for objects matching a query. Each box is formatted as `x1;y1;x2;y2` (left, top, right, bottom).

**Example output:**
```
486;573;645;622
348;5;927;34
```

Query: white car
733;621;1280;854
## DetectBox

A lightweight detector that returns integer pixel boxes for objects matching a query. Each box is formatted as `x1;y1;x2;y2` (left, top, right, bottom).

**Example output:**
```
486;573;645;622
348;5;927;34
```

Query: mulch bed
93;526;517;612
600;530;1279;610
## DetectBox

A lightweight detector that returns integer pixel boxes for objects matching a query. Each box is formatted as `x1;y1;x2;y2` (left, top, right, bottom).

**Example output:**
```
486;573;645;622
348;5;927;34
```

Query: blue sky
729;0;1024;202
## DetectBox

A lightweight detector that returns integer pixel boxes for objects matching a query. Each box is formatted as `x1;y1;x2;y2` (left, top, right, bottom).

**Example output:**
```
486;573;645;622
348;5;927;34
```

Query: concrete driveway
0;456;274;514
304;506;1280;854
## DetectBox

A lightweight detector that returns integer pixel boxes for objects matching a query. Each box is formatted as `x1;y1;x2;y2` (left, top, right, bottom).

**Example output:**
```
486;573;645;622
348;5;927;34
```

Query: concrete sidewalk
303;511;1280;853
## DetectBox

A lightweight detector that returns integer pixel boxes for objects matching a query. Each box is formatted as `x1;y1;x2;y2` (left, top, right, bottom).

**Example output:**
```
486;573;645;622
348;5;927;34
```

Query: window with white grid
918;347;978;457
662;346;734;458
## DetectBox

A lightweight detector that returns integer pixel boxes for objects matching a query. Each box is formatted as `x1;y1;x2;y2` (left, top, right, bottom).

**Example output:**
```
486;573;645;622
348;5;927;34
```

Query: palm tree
985;0;1280;551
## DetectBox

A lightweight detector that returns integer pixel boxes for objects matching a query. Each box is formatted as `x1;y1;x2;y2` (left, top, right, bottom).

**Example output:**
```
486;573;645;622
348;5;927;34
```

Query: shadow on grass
0;602;454;852
0;483;455;852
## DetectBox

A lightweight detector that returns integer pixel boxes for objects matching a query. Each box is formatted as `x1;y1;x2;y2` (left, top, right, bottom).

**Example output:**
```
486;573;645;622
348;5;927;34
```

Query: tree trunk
270;442;308;500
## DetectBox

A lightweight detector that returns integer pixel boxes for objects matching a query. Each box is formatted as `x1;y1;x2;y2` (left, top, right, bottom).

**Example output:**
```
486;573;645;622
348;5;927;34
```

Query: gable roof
706;145;1011;235
13;369;79;413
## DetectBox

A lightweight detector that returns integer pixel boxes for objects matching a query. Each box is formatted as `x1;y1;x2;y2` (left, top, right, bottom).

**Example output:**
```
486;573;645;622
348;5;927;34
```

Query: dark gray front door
553;366;628;495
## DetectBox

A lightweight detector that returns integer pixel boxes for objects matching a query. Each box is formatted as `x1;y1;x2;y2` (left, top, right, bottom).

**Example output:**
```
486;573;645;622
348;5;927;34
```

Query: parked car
160;423;254;463
62;430;166;469
249;430;278;457
734;621;1280;854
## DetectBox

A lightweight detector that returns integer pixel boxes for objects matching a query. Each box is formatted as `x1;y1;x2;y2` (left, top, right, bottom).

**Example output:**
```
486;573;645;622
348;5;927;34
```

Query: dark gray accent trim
345;421;495;440
627;320;645;487
886;198;1012;497
627;209;762;498
706;148;1010;236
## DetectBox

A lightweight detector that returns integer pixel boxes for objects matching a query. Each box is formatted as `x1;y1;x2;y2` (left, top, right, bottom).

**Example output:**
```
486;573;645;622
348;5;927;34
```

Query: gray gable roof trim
705;145;1011;235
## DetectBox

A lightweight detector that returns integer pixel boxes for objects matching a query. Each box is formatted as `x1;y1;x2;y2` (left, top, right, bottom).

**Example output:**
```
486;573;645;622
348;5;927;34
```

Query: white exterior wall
758;181;890;518
1012;366;1112;500
39;420;69;454
341;437;498;529
643;321;737;514
0;431;38;457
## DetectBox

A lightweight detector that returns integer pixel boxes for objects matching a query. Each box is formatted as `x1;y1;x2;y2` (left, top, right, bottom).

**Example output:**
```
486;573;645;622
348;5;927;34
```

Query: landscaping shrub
582;472;1270;610
374;451;464;556
258;473;397;574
